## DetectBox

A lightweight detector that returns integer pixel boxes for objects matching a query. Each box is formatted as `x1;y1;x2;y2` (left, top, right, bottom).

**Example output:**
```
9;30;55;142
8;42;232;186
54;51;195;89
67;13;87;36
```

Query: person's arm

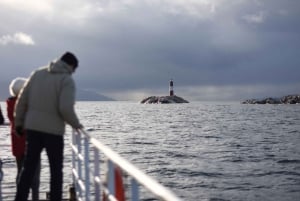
59;76;82;129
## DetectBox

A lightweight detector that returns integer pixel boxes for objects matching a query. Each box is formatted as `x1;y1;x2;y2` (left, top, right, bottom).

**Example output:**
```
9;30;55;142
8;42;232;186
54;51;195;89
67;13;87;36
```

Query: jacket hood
48;59;73;74
9;77;27;97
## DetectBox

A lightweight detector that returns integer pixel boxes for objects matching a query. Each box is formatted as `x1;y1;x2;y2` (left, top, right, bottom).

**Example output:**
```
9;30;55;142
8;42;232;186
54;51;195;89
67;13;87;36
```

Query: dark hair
60;52;78;69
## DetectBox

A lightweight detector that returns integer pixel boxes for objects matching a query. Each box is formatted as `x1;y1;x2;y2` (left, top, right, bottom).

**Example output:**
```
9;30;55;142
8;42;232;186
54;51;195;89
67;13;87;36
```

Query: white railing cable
71;128;182;201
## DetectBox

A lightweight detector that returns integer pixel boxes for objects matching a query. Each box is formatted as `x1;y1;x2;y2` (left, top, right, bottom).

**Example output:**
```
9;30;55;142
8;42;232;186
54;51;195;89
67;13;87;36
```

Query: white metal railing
71;129;182;201
0;158;3;201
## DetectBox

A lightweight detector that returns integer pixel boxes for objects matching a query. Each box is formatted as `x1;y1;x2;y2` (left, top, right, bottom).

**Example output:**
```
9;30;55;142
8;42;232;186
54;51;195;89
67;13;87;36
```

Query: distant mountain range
0;83;114;101
76;89;115;101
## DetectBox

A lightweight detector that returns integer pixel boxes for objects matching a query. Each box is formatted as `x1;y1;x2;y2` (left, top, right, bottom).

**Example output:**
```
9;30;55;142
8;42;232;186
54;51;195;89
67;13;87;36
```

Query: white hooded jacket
14;59;81;136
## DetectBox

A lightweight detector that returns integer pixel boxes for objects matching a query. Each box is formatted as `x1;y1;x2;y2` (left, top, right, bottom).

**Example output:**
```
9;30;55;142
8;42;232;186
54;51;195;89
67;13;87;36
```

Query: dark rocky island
241;94;300;104
140;95;189;104
140;79;189;104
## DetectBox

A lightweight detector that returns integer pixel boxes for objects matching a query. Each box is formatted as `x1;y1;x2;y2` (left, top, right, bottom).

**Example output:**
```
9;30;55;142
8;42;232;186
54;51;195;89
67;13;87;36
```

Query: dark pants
16;156;41;201
15;130;64;201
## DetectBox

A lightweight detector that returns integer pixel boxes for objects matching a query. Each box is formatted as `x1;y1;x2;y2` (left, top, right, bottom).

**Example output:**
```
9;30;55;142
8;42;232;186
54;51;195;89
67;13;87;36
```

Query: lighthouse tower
169;79;174;96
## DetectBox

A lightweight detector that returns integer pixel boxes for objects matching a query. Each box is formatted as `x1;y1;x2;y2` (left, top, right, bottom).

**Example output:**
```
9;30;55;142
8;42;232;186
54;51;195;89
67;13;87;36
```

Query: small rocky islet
140;95;189;104
140;79;189;104
241;94;300;104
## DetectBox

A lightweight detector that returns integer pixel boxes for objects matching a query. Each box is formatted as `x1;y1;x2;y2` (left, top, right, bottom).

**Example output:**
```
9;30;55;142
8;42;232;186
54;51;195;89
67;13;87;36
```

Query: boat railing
0;158;3;201
71;128;182;201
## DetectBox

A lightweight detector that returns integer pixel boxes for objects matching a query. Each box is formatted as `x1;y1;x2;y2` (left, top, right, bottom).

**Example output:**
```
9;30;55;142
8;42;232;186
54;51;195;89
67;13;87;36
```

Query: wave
277;159;300;164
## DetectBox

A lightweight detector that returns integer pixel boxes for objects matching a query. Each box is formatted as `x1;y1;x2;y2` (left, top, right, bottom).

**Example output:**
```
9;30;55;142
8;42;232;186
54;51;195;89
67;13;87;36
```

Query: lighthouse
140;78;189;103
169;79;174;96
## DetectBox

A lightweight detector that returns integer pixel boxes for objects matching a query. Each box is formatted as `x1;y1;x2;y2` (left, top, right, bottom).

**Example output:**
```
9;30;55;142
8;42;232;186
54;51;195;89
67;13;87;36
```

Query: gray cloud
0;0;299;101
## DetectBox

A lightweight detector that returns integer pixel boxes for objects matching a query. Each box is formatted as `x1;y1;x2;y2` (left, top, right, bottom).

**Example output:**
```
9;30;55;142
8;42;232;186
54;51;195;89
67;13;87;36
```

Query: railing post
107;160;115;197
77;130;83;198
131;178;139;201
0;158;3;201
94;148;101;201
84;135;90;201
71;130;77;197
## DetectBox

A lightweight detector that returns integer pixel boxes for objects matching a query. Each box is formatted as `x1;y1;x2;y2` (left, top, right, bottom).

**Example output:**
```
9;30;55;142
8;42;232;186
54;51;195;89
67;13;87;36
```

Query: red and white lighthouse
169;79;174;96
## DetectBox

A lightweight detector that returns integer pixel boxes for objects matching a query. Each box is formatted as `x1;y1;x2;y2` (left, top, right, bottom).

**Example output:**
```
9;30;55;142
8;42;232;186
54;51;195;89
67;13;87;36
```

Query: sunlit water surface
1;101;300;201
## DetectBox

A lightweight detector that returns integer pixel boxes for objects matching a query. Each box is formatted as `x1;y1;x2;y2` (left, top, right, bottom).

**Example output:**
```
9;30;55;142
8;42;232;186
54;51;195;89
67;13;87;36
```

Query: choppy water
1;101;300;201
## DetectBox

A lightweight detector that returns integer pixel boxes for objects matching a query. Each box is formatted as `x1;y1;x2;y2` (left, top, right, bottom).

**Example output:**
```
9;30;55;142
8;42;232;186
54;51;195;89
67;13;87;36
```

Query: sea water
0;101;299;201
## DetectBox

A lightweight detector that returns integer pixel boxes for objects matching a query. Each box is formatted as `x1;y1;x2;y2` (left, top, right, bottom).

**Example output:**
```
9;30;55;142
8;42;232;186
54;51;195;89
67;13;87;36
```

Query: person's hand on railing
74;124;84;132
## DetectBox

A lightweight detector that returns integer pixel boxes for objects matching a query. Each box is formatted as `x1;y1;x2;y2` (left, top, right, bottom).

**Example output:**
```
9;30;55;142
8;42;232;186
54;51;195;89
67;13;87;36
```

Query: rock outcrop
241;94;300;104
140;95;189;104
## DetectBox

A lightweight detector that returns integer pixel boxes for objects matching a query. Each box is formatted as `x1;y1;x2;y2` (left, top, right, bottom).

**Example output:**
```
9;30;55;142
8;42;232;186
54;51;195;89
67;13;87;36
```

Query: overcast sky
0;0;299;101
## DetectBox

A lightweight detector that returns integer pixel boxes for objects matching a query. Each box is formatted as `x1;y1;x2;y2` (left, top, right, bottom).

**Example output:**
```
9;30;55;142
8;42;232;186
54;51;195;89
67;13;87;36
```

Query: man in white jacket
14;52;83;201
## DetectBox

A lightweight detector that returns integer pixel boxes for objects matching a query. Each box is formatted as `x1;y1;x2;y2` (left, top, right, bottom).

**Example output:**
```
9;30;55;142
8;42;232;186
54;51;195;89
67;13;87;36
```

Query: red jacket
6;97;26;158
